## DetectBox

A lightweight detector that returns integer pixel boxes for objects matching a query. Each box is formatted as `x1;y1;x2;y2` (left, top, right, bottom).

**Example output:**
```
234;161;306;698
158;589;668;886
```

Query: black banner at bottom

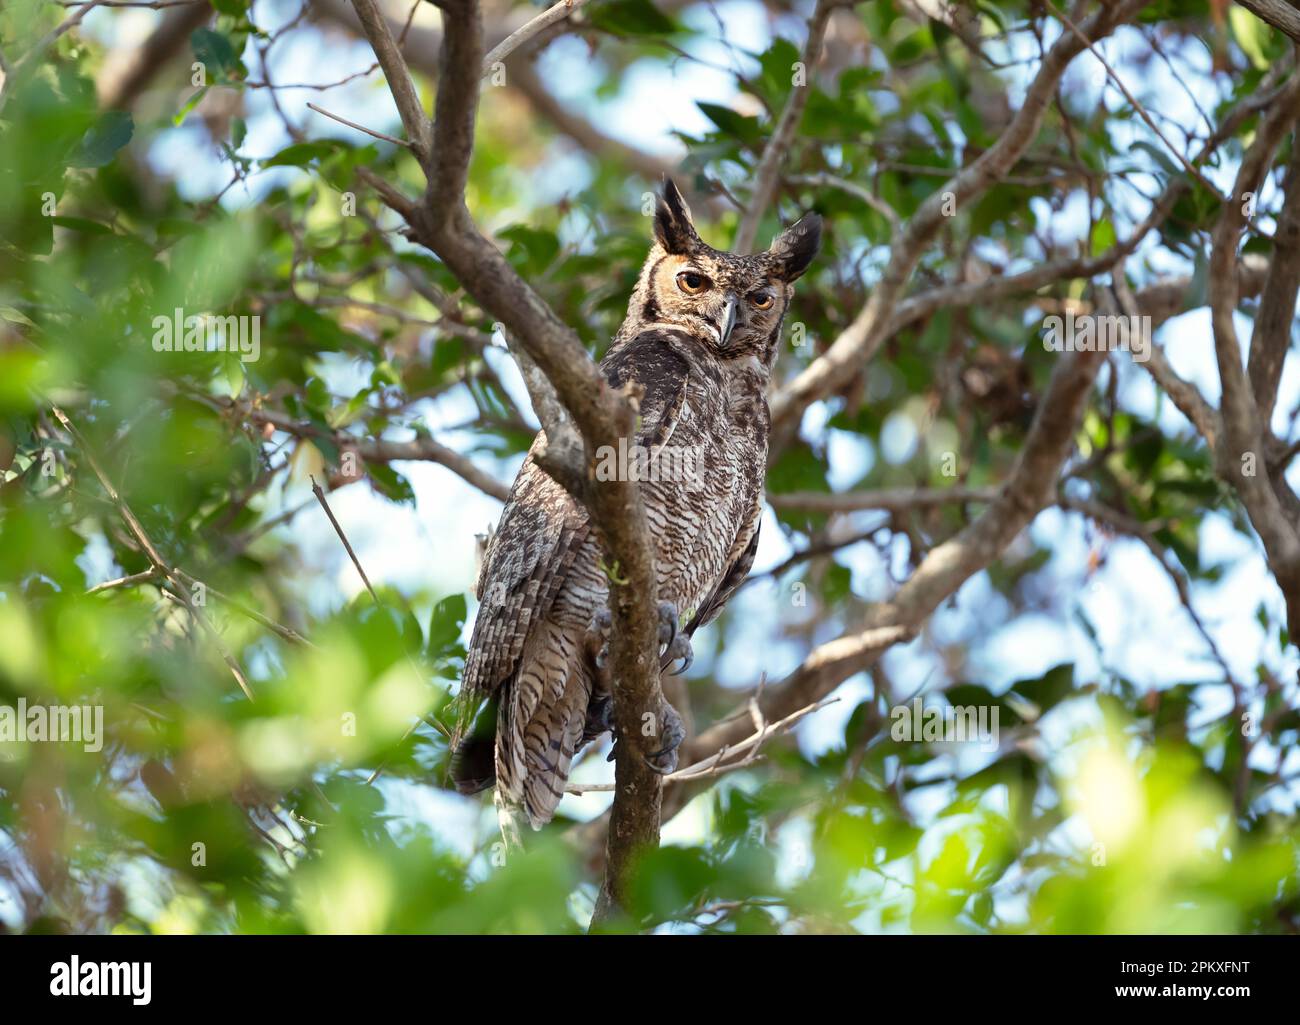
0;934;1289;1012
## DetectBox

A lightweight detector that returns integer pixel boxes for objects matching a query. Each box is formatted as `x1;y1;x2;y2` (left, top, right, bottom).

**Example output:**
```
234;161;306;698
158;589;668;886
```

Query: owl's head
631;179;821;365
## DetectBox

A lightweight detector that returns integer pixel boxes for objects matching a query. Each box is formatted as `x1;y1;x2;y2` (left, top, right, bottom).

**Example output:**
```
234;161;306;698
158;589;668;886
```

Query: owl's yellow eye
676;270;710;294
749;292;775;310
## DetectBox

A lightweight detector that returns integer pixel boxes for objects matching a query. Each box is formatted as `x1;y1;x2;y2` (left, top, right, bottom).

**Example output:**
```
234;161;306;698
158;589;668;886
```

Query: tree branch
1208;69;1300;637
197;395;512;503
348;0;431;163
1248;138;1300;427
732;0;840;253
1236;0;1300;45
315;0;684;190
481;0;595;73
767;485;996;515
767;0;1147;440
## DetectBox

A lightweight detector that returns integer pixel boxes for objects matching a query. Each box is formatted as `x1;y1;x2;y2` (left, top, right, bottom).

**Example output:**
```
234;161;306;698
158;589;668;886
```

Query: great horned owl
450;180;821;830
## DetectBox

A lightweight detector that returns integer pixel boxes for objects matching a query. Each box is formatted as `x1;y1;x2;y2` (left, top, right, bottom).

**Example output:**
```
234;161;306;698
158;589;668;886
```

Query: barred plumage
451;180;821;830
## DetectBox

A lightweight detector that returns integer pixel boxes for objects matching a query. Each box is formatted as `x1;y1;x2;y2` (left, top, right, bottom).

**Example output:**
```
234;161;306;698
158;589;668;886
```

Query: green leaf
427;593;468;662
51;216;113;235
173;87;209;127
71;111;133;168
1228;7;1270;70
587;0;678;36
1009;664;1075;714
263;141;343;168
191;29;242;80
1130;140;1180;179
223;354;245;399
367;462;415;505
696;102;762;145
1090;218;1116;257
626;845;717;921
0;307;35;328
498;224;560;275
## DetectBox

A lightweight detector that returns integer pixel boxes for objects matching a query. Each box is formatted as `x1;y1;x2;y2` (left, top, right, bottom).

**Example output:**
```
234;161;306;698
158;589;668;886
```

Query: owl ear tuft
768;213;822;282
654;178;702;255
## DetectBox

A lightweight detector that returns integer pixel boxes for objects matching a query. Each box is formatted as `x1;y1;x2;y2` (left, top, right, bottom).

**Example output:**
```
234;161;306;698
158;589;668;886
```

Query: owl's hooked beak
720;296;737;347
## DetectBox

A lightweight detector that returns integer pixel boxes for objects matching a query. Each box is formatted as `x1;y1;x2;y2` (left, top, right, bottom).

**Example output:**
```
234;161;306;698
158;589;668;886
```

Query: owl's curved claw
663;631;694;675
657;601;694;675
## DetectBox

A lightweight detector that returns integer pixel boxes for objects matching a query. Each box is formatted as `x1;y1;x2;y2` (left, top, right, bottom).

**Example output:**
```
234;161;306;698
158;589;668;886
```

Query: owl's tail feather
496;619;592;829
448;695;498;794
449;735;496;794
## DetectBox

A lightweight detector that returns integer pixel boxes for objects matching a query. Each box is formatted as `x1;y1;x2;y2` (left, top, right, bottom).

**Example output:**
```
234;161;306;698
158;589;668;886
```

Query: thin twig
481;0;593;74
172;569;318;650
566;695;839;793
310;475;378;601
86;568;161;595
787;172;899;236
347;0;431;163
306;101;413;148
305;476;446;785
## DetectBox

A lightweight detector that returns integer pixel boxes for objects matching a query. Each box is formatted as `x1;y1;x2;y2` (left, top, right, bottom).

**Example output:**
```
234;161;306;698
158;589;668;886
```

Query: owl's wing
686;514;761;635
455;454;589;742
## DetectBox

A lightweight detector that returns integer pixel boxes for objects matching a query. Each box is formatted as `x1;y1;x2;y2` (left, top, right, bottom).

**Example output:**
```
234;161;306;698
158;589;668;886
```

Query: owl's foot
643;700;685;774
582;692;614;751
657;600;694;675
602;698;685;773
586;602;686;771
589;602;693;674
586;606;613;670
593;695;625;763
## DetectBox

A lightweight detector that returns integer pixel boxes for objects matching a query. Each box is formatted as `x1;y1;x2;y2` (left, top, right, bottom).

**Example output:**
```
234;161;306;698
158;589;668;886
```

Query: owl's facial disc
648;254;777;356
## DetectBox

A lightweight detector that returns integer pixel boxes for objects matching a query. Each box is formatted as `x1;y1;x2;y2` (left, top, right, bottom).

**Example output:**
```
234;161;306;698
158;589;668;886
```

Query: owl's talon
663;631;694;675
590;693;615;732
657;601;694;674
643;701;685;774
599;700;684;772
590;695;620;760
